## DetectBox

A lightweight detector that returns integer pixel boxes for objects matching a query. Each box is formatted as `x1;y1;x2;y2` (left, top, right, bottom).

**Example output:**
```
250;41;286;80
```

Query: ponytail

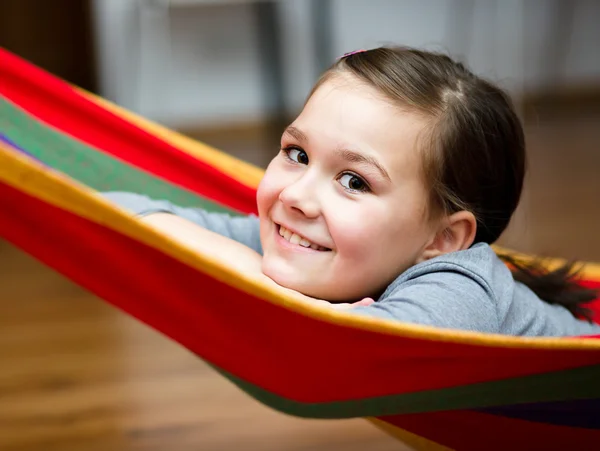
497;252;598;321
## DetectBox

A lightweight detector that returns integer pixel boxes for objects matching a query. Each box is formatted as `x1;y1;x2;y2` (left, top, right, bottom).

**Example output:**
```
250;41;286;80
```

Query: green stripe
0;98;239;215
209;363;600;419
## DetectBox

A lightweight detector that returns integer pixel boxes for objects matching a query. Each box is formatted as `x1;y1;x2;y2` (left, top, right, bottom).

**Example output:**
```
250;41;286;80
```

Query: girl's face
256;73;438;301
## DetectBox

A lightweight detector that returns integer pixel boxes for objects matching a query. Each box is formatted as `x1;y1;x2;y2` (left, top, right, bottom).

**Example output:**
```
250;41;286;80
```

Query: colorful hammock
2;47;600;451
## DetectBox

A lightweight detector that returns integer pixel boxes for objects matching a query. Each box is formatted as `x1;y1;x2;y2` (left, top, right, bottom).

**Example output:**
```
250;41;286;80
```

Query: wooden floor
1;112;599;451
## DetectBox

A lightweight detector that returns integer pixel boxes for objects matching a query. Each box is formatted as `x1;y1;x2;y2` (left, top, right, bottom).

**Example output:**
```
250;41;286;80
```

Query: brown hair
310;46;597;320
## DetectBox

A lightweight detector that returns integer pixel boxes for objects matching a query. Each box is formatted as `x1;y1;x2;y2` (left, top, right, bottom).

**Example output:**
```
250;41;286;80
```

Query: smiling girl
104;46;600;336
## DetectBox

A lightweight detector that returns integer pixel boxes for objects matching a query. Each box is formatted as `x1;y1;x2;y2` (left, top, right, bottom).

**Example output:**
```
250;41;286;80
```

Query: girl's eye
284;147;309;165
339;173;369;192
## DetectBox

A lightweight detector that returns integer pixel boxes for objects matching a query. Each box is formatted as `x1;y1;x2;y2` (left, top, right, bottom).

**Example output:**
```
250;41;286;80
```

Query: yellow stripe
369;418;454;451
74;88;264;189
2;143;600;351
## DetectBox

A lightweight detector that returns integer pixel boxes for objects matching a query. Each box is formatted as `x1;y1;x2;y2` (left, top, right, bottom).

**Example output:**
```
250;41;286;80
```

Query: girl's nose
278;175;320;219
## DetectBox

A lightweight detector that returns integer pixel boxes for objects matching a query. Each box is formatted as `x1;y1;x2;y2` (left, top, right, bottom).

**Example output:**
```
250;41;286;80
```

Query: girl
104;46;600;336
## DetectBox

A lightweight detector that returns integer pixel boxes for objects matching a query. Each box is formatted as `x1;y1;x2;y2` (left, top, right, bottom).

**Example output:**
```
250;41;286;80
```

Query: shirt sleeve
100;191;263;255
350;267;500;333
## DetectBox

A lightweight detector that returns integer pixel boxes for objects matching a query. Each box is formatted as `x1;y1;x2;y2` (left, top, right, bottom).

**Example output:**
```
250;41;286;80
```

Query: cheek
256;167;283;215
327;198;428;260
326;202;387;256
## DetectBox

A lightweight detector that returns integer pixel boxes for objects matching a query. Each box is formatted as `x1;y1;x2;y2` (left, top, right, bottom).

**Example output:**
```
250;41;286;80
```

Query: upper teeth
279;226;325;250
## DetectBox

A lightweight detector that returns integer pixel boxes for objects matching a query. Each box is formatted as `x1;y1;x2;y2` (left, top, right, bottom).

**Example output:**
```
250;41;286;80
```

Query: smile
277;225;331;251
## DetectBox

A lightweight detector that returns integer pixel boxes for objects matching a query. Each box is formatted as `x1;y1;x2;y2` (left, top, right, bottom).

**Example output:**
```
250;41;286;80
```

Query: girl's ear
417;211;477;262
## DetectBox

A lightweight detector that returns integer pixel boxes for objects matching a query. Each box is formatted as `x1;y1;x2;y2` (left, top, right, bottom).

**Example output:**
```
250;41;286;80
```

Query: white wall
91;0;600;129
92;0;140;112
92;0;265;128
564;0;600;84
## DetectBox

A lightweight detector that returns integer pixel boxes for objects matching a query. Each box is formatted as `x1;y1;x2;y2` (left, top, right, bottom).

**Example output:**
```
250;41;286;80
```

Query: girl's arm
139;212;263;275
140;213;373;310
102;191;262;253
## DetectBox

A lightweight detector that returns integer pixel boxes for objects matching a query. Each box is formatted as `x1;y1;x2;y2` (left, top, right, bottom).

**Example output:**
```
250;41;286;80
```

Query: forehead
294;74;427;177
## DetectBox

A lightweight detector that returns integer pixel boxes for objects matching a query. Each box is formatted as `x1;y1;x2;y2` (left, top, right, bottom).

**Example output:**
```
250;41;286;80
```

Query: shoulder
368;244;507;332
384;243;506;299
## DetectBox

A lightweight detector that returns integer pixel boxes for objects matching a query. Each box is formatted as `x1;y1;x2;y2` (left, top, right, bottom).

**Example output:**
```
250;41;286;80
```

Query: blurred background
1;0;599;450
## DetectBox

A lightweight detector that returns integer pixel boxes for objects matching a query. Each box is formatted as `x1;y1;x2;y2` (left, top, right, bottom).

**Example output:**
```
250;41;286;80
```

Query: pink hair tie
339;49;367;59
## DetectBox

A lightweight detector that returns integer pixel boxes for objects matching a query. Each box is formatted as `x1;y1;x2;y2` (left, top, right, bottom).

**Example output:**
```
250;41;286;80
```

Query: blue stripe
478;398;600;429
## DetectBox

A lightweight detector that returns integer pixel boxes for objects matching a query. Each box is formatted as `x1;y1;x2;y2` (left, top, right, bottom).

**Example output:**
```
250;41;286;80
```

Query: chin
268;268;362;303
262;260;303;291
261;259;325;299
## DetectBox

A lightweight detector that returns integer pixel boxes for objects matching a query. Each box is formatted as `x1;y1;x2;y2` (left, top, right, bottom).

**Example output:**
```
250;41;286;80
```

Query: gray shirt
103;191;600;337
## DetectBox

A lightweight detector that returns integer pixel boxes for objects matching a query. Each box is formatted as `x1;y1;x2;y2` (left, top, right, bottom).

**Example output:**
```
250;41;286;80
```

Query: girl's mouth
276;224;331;251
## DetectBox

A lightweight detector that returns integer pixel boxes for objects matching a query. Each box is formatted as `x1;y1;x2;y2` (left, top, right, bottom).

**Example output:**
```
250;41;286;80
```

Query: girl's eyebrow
336;148;391;182
284;126;308;143
284;125;391;181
